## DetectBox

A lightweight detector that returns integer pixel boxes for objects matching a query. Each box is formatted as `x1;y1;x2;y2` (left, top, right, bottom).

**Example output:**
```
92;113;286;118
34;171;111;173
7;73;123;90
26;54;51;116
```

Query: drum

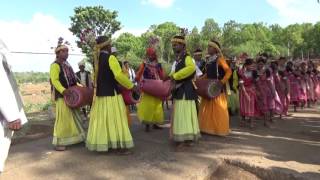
119;86;140;105
195;79;223;99
140;79;172;98
64;86;93;108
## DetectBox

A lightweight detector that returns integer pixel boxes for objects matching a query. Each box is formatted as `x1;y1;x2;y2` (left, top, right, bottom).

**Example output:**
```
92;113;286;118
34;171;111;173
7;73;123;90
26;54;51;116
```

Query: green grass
24;101;51;113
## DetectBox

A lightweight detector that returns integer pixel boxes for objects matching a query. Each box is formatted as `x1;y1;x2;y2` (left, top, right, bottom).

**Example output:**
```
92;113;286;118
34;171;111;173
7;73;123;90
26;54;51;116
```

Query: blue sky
0;0;280;30
0;0;319;72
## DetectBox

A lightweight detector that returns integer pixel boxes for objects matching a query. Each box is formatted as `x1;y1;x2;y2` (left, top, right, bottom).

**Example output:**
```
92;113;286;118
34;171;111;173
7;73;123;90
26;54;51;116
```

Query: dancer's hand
62;89;71;96
7;119;22;131
132;85;140;94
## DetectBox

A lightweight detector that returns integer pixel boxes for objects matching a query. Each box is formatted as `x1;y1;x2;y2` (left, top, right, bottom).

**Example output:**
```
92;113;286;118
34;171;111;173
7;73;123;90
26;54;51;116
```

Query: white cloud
141;0;175;8
0;13;84;72
266;0;320;25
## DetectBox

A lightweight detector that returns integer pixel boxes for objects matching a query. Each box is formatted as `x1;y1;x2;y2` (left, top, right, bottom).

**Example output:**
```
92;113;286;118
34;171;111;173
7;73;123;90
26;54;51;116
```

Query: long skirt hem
53;134;85;146
86;141;134;152
173;133;201;142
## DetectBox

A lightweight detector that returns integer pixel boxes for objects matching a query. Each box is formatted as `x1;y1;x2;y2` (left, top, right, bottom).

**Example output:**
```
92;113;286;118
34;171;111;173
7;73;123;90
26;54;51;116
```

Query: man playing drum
50;44;86;151
135;48;165;132
86;36;137;155
169;35;201;151
198;39;232;136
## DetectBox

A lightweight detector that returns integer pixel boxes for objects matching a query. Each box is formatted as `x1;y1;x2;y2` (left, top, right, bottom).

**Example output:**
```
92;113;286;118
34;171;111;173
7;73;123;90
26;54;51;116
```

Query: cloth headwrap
208;41;222;55
78;61;85;66
193;49;202;56
171;36;186;45
55;45;68;54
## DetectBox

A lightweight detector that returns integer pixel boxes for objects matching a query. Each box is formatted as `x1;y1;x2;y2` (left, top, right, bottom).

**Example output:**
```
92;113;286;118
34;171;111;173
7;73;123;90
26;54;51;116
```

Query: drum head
208;80;223;98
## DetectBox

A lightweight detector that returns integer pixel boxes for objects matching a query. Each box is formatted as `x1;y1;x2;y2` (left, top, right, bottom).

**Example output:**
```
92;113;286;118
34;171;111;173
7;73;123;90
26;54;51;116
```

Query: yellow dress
135;63;164;125
227;70;240;114
50;63;86;146
137;93;164;124
198;57;232;136
86;55;134;151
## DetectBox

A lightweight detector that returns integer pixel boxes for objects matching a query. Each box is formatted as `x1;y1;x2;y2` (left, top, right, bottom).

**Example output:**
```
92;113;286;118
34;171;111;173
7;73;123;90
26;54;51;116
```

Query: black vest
173;55;197;100
51;62;76;100
96;52;120;96
206;58;225;80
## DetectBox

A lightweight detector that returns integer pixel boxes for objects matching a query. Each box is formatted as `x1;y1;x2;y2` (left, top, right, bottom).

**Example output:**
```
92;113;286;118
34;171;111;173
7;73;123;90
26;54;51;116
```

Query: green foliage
15;72;49;84
69;6;320;66
201;18;221;41
69;6;121;57
152;22;180;62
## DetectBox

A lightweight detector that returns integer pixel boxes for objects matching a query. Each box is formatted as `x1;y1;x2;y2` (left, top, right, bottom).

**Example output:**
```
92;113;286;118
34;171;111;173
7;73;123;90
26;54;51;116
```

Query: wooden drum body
140;79;171;98
195;79;223;99
119;87;140;105
64;86;93;108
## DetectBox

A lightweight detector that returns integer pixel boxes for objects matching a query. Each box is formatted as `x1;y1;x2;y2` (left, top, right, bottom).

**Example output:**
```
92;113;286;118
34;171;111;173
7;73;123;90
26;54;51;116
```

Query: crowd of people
49;34;320;154
1;34;320;173
227;53;320;128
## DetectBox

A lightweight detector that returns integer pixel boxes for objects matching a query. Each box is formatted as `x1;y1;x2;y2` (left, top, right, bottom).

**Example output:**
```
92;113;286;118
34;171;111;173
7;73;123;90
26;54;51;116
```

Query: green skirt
52;98;86;146
172;99;200;142
86;95;134;151
227;90;240;114
137;93;164;124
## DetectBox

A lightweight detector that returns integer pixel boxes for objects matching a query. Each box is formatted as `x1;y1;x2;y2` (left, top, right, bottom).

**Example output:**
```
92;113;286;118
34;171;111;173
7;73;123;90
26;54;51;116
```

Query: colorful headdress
193;48;202;56
208;39;222;54
146;47;157;60
171;35;186;45
55;45;68;54
55;37;69;54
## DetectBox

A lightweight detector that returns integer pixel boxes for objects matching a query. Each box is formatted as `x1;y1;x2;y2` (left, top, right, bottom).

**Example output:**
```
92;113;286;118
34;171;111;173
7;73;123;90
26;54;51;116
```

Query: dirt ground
1;104;319;180
20;82;51;105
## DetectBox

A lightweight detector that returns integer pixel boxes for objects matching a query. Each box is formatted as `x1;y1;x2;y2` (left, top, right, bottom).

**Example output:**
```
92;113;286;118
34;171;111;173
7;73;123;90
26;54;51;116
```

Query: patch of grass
24;101;52;113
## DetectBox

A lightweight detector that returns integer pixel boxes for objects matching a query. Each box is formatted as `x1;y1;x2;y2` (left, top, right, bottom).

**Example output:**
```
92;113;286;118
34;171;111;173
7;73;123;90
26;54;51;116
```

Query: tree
152;22;180;62
201;18;221;41
186;27;202;54
69;6;121;59
114;33;144;58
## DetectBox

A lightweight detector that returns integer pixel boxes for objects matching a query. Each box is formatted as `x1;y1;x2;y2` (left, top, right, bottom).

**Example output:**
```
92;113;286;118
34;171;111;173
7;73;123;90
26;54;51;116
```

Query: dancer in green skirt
50;44;86;151
169;35;201;151
86;36;137;154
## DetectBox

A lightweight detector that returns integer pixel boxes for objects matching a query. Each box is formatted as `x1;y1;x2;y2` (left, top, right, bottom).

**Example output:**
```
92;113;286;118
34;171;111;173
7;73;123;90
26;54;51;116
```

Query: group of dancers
49;35;233;153
227;53;320;128
49;33;320;154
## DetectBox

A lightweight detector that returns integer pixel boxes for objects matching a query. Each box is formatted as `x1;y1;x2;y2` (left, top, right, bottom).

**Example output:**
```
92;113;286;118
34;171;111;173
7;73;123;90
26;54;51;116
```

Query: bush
15;72;49;84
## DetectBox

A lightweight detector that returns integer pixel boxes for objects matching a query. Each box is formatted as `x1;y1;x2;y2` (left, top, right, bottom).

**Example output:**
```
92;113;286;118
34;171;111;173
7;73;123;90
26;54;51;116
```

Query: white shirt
0;53;27;125
79;71;87;87
128;68;136;83
170;59;202;77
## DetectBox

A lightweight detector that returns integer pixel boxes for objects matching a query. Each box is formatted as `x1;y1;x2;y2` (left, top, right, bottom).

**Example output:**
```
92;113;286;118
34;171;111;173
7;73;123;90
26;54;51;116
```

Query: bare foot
174;143;186;152
145;124;150;132
184;140;195;147
117;149;133;155
239;120;245;127
152;124;163;130
55;146;66;151
264;122;271;128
